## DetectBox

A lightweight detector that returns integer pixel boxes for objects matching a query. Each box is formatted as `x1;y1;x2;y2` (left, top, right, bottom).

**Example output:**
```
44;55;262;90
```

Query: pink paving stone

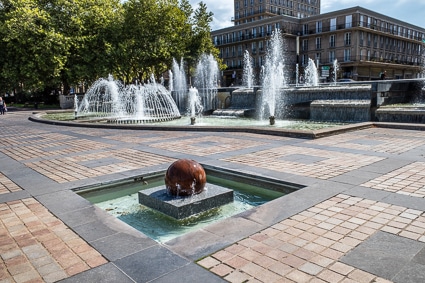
293;248;315;260
224;255;250;269
348;269;376;283
317;269;345;282
280;255;306;268
298;232;319;242
268;262;292;277
262;236;285;248
399;230;421;240
288;237;309;247
238;238;259;248
298;262;324;276
12;269;40;283
224;270;251;283
85;256;107;268
7;262;33;276
64;261;89;276
71;243;94;254
210;263;234;277
250;233;269;242
239;249;262;261
313;237;334;248
279;243;299;253
197;257;220;269
381;225;402;235
322;231;344;241
78;249;102;262
285;269;313;283
252;255;277;268
212;250;235;262
240;262;267;277
265;249;289;261
275;231;294;242
330;242;353;253
261;227;280;237
254;268;283;282
329;262;355;275
320;248;344;260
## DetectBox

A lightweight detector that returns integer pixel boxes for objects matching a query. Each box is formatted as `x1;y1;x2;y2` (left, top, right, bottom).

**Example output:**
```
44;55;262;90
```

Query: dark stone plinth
138;184;234;219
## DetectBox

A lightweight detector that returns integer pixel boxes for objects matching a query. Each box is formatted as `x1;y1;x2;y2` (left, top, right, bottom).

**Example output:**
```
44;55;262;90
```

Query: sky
189;0;425;31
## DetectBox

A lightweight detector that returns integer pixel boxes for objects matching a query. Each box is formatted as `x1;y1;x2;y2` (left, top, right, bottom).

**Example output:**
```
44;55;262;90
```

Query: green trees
0;0;220;98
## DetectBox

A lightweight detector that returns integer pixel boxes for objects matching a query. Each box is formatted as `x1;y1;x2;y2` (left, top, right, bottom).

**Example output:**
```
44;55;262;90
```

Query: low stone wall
59;94;84;109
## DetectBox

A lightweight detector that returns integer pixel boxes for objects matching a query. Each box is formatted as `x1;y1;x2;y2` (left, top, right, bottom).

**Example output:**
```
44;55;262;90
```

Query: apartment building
212;5;425;86
233;0;320;25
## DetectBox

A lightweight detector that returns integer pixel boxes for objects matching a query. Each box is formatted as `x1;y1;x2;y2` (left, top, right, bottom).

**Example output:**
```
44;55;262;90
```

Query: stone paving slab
200;194;425;282
0;198;107;282
2;112;425;282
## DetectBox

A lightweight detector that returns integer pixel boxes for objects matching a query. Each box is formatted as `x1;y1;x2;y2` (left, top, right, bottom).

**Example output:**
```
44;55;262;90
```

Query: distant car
337;79;356;82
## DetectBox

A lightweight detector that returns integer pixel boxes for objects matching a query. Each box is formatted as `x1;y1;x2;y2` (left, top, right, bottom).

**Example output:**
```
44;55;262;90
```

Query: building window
316;37;321;49
302;39;309;51
303;24;309;35
329;50;335;63
344;32;351;45
330;18;336;31
345;15;352;28
259;41;264;52
252;42;257;54
329;35;335;48
344;49;351;61
316;21;322;33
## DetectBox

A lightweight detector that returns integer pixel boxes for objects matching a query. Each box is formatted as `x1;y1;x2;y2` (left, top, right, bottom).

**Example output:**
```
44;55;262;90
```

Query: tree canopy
0;0;221;95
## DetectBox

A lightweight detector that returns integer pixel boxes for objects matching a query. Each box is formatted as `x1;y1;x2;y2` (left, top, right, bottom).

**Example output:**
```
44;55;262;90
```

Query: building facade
212;6;425;86
233;0;320;25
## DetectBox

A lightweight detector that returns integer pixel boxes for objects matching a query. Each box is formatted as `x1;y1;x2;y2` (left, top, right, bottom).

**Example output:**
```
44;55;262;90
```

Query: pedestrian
380;70;386;80
0;97;6;115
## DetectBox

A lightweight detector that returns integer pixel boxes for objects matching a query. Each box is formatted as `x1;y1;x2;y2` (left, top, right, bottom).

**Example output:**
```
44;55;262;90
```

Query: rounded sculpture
165;159;206;196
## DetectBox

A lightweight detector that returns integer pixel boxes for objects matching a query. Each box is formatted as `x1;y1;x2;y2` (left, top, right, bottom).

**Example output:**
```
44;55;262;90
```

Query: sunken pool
76;167;301;243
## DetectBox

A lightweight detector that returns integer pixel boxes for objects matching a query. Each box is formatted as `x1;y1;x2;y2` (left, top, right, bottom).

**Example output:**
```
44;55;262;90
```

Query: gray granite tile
151;262;225;283
114;245;189;282
341;231;424;280
57;263;133;283
392;262;425;283
91;232;157;261
35;190;92;216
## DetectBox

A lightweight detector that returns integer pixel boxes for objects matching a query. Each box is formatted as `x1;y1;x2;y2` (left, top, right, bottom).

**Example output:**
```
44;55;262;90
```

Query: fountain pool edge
29;111;377;139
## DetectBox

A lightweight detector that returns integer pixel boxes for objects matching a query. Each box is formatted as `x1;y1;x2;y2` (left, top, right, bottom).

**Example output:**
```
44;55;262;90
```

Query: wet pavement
1;111;425;282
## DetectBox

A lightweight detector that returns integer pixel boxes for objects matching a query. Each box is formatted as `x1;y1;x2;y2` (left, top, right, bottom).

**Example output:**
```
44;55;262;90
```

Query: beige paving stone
197;257;220;269
224;270;251;283
285;269;313;283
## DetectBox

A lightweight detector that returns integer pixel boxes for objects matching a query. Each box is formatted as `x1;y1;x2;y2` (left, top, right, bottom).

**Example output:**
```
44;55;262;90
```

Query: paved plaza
1;110;425;282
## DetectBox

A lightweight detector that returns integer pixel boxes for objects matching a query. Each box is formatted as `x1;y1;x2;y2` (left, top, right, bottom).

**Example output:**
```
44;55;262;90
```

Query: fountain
138;159;234;219
331;59;340;86
76;75;181;123
242;50;255;88
188;87;203;124
258;30;287;122
171;58;188;112
194;54;219;112
304;58;319;87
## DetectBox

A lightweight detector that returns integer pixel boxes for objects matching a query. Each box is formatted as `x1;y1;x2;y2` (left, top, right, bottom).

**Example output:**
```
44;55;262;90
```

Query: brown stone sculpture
165;159;206;196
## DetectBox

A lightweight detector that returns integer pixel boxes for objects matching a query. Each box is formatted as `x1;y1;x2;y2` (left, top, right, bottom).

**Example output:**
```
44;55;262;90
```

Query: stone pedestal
138;184;234;219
